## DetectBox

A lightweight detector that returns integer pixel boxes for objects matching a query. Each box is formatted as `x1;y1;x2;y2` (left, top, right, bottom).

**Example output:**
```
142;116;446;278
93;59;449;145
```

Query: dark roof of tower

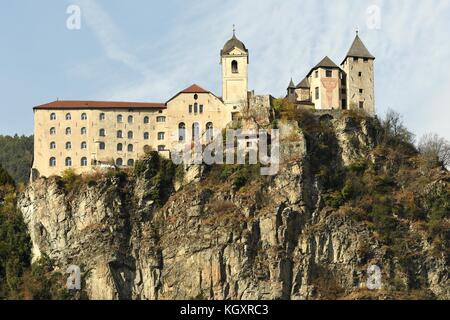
296;77;310;89
288;78;295;89
306;56;339;77
221;33;248;55
313;56;339;69
342;34;375;63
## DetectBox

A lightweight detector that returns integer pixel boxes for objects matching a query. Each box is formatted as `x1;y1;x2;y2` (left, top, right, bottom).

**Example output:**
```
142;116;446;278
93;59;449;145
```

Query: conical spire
288;78;295;89
344;33;375;61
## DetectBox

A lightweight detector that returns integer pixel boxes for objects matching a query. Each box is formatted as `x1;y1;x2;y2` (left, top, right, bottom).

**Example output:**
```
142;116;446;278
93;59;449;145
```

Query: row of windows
50;141;88;150
49;127;152;139
49;157;88;167
50;113;166;124
49;157;135;167
50;113;88;121
177;122;213;141
188;103;204;114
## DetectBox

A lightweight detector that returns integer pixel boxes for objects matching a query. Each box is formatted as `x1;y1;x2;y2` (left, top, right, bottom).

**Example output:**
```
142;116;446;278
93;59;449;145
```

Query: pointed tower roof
287;78;295;89
342;34;375;63
306;56;339;77
296;77;310;89
221;28;248;56
313;56;339;69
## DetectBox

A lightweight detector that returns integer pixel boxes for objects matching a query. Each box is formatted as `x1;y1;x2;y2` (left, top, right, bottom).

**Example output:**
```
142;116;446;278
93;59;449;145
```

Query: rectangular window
363;58;369;62
358;72;362;77
158;145;165;151
315;70;319;78
325;70;332;77
353;57;358;62
158;132;165;140
194;104;198;113
315;87;319;100
342;99;347;109
199;105;204;113
157;116;166;123
341;89;346;94
189;105;192;113
359;89;363;94
359;101;364;109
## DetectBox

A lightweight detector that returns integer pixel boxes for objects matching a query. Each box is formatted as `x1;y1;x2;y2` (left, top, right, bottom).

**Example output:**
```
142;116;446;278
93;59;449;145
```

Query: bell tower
221;27;249;111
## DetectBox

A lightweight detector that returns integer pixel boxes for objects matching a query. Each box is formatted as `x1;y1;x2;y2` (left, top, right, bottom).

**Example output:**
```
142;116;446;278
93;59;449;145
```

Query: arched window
127;131;133;139
50;113;56;120
49;157;56;167
231;60;238;73
178;123;186;142
127;159;134;166
81;142;87;149
81;113;87;120
144;132;149;140
206;122;214;141
117;130;123;138
144;116;149;124
99;128;106;137
65;113;72;120
50;127;56;135
192;122;200;140
81;157;88;167
65;142;72;150
65;127;71;135
81;127;87;135
50;142;56;149
128;144;134;152
65;157;72;167
99;142;106;150
117;143;123;152
128;115;133;123
116;158;123;166
117;115;123;123
99;113;105;121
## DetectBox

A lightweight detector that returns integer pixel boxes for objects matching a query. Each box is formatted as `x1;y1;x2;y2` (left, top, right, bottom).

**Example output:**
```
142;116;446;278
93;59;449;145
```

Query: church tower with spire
220;27;249;113
341;32;375;115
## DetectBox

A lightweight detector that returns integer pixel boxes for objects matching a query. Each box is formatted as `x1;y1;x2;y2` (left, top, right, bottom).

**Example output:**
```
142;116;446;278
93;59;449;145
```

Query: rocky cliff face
19;112;449;300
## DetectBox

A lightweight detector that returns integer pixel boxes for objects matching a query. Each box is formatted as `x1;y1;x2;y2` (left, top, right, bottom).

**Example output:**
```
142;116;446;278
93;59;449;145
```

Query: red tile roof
180;84;210;94
34;100;166;110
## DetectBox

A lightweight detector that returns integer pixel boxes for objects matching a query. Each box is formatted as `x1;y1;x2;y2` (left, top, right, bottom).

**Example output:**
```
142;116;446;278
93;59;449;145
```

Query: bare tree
418;133;450;168
380;109;415;146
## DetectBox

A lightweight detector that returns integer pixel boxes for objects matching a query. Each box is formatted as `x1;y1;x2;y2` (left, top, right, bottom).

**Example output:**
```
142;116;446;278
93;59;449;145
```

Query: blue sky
0;0;449;140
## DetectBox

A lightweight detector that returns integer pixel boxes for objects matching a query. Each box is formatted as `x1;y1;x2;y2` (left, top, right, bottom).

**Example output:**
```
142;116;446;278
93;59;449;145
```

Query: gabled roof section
342;34;375;63
34;100;166;110
180;84;210;94
166;84;220;104
296;77;310;89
